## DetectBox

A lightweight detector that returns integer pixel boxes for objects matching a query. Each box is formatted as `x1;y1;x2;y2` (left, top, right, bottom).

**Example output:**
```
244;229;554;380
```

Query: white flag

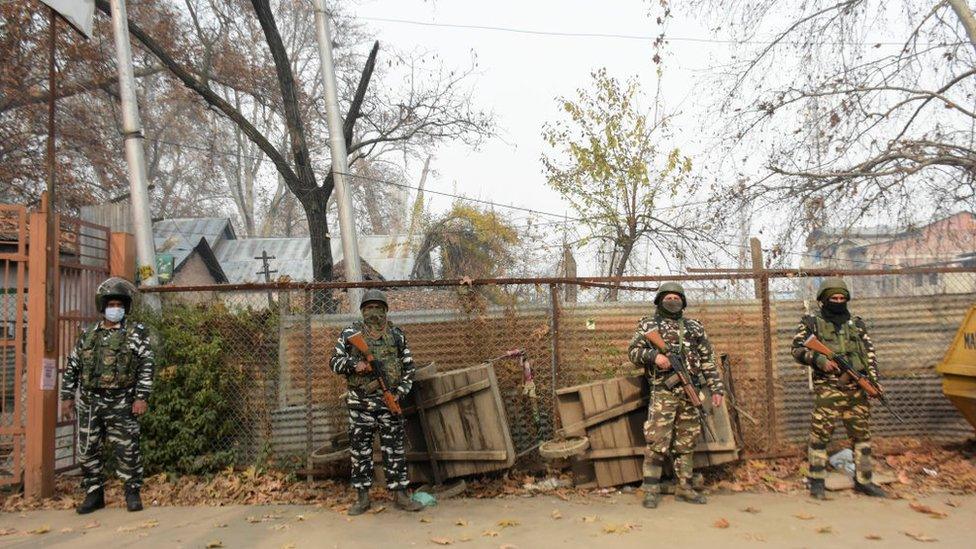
40;0;96;39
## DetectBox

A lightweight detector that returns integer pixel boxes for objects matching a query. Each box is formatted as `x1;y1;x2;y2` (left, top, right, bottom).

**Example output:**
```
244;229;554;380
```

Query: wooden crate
556;374;739;488
403;363;516;483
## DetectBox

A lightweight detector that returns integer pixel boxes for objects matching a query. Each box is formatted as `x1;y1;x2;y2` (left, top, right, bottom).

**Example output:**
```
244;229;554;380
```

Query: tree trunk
607;239;636;302
948;0;976;52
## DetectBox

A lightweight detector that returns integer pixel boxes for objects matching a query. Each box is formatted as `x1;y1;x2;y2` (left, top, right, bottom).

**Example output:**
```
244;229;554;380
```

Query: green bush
136;304;274;475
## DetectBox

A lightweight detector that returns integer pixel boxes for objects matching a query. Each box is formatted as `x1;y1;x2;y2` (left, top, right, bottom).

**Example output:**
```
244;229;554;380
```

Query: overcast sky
351;0;737;274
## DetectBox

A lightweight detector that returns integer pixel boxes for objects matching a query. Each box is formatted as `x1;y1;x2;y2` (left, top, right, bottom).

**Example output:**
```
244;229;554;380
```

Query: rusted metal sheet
555;374;738;489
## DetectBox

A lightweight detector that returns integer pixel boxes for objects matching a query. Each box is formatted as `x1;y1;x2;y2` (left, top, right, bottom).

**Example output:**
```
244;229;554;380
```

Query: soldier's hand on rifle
654;353;672;371
822;359;840;373
354;360;370;374
132;399;148;416
711;394;724;408
61;399;75;421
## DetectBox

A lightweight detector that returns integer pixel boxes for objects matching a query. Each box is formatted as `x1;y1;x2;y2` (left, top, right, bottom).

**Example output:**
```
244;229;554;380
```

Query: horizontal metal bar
140;266;976;294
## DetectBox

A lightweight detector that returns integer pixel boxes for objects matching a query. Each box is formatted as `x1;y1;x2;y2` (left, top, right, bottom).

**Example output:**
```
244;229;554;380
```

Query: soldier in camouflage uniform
628;282;725;508
791;277;887;499
60;277;155;514
331;289;423;515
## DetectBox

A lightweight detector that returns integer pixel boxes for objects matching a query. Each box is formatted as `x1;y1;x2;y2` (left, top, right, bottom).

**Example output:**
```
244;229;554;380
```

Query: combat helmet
654;281;687;308
360;289;389;310
96;277;138;313
816;277;850;302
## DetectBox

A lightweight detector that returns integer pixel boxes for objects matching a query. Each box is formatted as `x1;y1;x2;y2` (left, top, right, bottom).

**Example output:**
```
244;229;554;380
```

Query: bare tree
676;0;976;241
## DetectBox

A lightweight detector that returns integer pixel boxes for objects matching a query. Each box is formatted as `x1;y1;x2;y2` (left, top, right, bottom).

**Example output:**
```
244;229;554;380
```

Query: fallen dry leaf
205;541;224;548
713;518;730;529
740;506;761;514
430;536;453;545
295;514;305;521
420;516;432;523
581;515;598;523
60;527;74;534
793;513;815;520
602;522;640;534
944;499;960;508
499;545;518;549
551;509;562;520
908;502;947;519
816;526;833;534
898;471;912;485
368;505;386;515
865;534;883;540
28;525;51;535
903;531;937;542
214;523;228;528
455;519;469;527
0;528;16;536
246;516;261;524
83;521;100;530
271;524;288;531
281;544;296;549
496;519;520;528
459;535;472;542
482;530;499;537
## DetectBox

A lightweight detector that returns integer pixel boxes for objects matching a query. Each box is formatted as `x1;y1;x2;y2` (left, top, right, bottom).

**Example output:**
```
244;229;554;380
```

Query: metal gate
54;216;111;472
0;205;28;486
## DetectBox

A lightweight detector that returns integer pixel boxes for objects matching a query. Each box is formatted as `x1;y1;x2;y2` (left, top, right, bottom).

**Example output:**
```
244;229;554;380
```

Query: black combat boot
854;481;887;498
642;489;661;509
125;486;143;512
675;483;707;504
76;488;105;515
347;489;371;516
393;490;423;512
809;478;827;500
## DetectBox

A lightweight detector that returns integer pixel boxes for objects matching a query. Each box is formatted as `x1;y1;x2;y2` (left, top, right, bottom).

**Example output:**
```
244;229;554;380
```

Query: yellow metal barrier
937;304;976;431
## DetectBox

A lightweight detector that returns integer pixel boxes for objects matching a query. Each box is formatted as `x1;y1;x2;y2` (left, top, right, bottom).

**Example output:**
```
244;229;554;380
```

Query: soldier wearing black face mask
791;277;886;500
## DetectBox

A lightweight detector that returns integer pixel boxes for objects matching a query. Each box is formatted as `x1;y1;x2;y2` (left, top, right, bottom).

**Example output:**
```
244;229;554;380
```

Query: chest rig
79;324;137;390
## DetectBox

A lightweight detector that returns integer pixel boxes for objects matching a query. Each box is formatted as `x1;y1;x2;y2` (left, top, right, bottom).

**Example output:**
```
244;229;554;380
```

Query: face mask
362;306;387;331
104;306;125;323
661;300;684;314
823;301;848;315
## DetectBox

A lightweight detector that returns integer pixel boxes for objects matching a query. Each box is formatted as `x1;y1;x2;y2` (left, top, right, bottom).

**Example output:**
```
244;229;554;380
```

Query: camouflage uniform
792;278;880;493
628;285;724;501
331;321;416;491
61;319;155;494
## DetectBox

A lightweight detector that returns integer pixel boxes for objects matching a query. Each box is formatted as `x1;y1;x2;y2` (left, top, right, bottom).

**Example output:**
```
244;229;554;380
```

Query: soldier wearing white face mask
60;278;155;514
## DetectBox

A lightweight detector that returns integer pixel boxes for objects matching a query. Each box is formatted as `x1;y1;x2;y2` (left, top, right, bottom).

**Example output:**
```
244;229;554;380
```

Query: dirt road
1;491;971;548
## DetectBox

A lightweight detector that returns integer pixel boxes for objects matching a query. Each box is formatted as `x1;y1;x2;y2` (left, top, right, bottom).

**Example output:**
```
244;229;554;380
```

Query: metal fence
138;266;976;473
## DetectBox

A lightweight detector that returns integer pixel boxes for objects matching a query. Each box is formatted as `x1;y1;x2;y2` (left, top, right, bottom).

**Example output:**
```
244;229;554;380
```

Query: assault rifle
802;334;905;423
644;329;716;441
347;331;403;415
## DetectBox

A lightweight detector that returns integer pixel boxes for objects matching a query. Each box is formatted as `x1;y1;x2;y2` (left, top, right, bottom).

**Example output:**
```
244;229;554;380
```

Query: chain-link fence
135;266;975;475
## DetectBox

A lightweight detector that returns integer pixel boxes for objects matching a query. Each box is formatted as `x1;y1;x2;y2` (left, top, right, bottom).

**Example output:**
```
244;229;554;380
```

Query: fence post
758;274;778;452
25;195;58;498
303;288;313;483
549;283;561;428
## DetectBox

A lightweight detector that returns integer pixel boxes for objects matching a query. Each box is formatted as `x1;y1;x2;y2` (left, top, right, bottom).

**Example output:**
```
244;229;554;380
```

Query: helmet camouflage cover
816;276;850;302
654;281;687;307
96;277;138;312
360;288;389;309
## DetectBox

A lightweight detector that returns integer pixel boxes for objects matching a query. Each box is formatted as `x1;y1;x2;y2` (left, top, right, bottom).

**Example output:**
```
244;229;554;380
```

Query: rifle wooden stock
347;331;403;415
803;334;881;397
644;329;705;407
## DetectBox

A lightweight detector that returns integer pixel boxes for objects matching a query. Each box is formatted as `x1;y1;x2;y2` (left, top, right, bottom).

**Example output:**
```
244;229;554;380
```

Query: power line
357;16;938;48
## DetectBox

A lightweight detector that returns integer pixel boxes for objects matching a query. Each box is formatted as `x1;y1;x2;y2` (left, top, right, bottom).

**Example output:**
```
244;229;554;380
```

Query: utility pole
108;0;159;310
256;250;278;309
312;0;363;311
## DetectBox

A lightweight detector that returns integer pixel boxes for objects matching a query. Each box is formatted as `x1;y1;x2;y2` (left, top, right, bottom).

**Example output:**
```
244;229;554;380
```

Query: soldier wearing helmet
792;277;887;499
330;289;422;514
60;277;155;514
627;282;725;508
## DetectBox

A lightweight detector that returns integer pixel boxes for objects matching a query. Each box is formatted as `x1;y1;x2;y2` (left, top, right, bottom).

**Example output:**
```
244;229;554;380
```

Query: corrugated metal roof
213;235;418;283
154;217;236;248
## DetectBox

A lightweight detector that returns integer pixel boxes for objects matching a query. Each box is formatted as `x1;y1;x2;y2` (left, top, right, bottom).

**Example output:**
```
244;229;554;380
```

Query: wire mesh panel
0;204;27;486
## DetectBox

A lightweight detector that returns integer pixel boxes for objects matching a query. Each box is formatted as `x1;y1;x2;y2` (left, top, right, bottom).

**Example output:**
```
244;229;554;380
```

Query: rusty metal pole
303;288;313;482
44;7;57;355
751;239;778;452
549;284;561;430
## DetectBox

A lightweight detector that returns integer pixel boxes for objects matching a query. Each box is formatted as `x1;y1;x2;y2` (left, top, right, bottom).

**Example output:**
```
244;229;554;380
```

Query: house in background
802;212;976;297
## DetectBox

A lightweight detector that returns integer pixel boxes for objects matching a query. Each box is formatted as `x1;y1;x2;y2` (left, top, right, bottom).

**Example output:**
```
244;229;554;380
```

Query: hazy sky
352;0;732;270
